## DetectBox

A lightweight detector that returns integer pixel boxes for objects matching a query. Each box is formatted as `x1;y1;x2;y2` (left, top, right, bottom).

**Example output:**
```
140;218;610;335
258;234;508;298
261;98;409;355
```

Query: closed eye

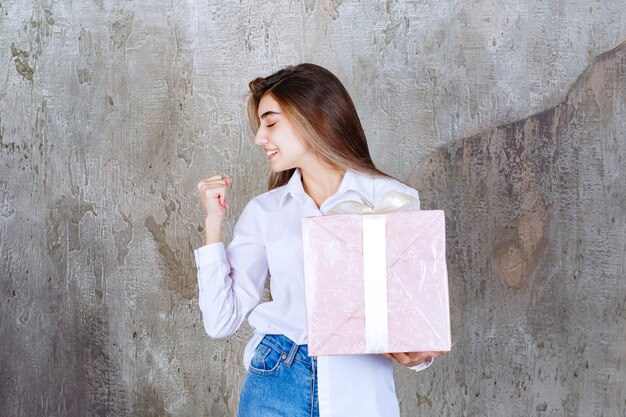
266;122;276;128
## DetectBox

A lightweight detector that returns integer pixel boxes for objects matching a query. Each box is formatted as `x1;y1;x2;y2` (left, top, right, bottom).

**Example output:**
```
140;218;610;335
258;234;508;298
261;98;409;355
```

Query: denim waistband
260;334;315;367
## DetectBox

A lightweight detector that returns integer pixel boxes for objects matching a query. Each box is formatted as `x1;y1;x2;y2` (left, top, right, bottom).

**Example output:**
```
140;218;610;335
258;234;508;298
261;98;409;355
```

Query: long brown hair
247;63;392;190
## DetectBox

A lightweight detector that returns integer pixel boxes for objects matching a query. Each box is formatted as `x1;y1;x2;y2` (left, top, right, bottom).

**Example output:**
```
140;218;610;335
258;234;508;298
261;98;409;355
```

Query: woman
195;63;448;417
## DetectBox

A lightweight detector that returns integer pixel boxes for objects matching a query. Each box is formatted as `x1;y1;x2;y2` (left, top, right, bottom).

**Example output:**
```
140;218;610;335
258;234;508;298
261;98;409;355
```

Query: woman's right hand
197;174;232;244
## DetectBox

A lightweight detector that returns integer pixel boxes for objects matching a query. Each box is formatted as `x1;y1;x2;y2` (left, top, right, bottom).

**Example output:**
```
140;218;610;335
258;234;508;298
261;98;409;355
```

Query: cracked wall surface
1;1;624;416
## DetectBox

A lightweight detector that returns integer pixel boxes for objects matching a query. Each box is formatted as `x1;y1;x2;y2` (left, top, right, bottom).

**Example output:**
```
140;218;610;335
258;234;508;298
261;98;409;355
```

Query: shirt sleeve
193;199;269;339
408;356;433;372
401;185;421;211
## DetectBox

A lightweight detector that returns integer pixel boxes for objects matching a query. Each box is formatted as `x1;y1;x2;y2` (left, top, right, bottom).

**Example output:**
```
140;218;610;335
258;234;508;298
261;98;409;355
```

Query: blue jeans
238;334;319;417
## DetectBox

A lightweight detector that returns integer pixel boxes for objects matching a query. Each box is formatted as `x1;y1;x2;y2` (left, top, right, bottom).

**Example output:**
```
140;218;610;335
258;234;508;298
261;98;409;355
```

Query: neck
299;161;346;209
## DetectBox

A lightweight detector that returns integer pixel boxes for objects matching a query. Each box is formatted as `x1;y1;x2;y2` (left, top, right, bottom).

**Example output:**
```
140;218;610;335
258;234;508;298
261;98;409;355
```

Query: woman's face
254;94;311;173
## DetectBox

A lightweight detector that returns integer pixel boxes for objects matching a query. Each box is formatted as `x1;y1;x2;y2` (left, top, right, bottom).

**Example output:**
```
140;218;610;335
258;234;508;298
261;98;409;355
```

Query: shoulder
371;175;420;210
372;175;419;199
243;184;286;212
347;170;420;210
233;188;281;235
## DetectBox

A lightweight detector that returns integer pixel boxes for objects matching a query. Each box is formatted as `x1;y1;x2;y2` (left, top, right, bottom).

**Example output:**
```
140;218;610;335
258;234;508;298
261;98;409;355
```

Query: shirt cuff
408;356;433;372
193;242;227;270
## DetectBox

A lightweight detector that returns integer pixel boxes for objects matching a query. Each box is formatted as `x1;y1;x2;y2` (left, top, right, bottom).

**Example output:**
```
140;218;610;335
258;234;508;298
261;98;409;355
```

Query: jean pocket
248;343;282;376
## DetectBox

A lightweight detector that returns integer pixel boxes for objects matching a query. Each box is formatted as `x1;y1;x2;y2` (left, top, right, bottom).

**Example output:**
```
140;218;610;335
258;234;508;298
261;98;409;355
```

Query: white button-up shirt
194;168;431;417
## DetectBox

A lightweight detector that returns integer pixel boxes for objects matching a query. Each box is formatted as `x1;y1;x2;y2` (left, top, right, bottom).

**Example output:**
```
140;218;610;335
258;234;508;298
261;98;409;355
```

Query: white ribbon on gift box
327;191;417;353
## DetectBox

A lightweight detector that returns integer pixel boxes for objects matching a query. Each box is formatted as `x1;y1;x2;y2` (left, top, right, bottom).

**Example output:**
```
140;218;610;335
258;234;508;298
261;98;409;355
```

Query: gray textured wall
1;1;624;416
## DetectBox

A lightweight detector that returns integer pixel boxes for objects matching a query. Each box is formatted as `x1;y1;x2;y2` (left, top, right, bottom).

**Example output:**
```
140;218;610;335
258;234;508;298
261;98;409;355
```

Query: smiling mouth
266;149;278;159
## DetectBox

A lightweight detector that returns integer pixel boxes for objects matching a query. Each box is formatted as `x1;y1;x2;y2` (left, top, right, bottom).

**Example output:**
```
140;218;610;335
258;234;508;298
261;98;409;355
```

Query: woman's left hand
380;349;448;367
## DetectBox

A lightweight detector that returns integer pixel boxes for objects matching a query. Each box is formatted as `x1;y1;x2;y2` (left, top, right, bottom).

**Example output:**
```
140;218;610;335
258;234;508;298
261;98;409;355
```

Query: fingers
393;352;414;366
379;341;455;367
380;352;420;366
204;174;232;184
197;175;233;212
197;176;232;189
381;350;449;367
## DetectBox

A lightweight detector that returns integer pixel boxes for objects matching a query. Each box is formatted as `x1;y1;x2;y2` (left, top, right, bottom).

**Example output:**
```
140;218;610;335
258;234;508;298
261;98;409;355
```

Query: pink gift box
302;210;451;356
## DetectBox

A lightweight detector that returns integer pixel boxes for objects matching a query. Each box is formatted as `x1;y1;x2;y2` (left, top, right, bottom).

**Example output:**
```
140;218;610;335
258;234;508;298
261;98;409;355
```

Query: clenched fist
197;174;232;245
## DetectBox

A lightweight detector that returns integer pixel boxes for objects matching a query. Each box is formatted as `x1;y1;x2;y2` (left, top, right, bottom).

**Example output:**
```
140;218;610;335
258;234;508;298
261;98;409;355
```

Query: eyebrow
259;110;280;120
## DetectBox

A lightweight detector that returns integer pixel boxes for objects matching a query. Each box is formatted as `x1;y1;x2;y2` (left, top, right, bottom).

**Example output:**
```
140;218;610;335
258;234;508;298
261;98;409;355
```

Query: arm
194;200;268;339
195;175;269;339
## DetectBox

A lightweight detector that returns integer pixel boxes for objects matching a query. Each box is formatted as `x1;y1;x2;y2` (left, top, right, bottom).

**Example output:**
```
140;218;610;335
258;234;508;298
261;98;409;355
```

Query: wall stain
415;391;433;407
44;8;54;26
145;193;195;299
303;0;316;15
10;8;51;83
411;40;625;414
46;193;97;261
0;180;15;218
77;27;94;85
132;384;170;417
384;21;402;46
88;246;107;306
113;207;133;267
74;309;128;416
109;12;135;50
170;21;196;168
69;191;97;253
0;135;27;154
10;43;34;80
176;137;195;167
62;150;98;252
320;0;342;20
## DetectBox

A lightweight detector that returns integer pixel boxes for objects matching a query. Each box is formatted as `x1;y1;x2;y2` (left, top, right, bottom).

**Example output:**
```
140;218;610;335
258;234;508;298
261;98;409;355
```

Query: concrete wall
1;1;624;416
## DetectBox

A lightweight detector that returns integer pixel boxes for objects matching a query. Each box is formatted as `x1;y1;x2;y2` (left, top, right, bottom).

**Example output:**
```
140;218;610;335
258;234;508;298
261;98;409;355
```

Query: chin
270;164;295;173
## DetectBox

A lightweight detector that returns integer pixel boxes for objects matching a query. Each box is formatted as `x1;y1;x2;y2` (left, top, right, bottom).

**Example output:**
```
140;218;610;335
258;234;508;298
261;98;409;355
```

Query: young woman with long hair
195;63;448;417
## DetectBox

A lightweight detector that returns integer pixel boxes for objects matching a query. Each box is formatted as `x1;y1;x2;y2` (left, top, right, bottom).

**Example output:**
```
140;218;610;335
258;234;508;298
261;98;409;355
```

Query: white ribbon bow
327;191;417;215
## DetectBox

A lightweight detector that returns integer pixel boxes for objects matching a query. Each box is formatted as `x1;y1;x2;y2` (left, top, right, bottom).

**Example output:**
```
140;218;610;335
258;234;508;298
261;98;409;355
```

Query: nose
254;128;268;146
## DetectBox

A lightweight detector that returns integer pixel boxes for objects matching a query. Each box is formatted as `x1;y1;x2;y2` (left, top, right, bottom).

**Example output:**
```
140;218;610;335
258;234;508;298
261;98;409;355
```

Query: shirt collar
278;168;376;210
278;168;306;208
